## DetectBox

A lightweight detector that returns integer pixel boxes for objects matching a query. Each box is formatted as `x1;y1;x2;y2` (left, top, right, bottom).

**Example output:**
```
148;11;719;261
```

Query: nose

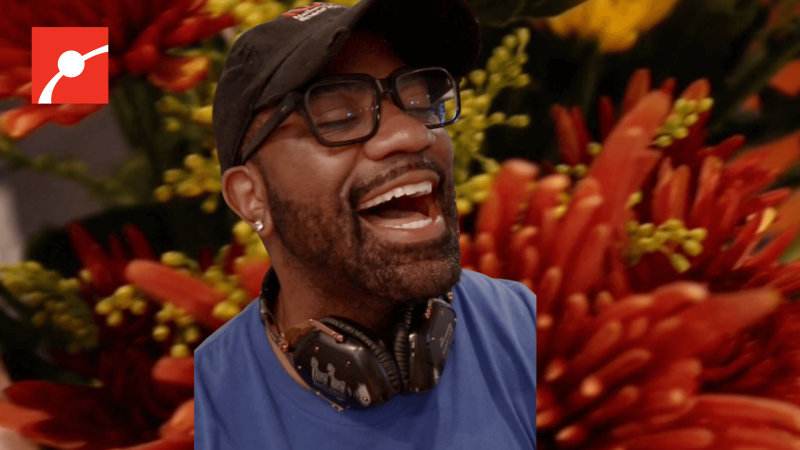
360;96;435;161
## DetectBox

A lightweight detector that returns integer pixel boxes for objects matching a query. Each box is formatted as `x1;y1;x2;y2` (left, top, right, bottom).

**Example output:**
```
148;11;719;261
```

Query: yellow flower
547;0;680;52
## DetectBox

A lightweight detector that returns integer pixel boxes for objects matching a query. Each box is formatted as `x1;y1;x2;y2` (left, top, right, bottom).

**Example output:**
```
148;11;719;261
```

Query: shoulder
194;298;260;373
453;269;537;325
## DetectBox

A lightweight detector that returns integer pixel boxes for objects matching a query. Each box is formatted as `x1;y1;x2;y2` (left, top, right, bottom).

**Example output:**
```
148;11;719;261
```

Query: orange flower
0;0;234;139
0;356;193;450
0;221;202;449
459;68;800;449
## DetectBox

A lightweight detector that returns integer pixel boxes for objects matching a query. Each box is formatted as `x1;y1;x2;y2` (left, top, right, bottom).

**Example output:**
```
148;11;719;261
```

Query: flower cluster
0;222;200;449
0;217;273;449
458;69;800;449
155;152;222;213
451;28;533;216
0;261;98;354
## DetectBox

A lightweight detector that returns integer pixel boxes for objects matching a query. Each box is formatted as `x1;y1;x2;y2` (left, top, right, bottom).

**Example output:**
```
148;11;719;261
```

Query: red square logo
32;27;109;104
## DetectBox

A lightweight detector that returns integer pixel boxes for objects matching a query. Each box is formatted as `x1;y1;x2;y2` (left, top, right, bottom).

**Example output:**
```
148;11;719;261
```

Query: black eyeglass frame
234;66;462;167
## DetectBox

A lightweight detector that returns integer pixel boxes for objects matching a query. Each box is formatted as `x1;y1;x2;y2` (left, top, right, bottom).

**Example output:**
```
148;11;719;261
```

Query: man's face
254;31;461;306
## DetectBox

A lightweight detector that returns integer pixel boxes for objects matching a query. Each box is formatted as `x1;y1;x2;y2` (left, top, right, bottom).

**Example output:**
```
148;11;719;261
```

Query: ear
221;162;273;237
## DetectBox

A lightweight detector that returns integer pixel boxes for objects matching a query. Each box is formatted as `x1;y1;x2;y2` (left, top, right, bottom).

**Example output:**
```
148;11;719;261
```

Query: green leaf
709;17;800;136
0;283;87;383
519;0;593;17
466;0;592;27
467;0;526;27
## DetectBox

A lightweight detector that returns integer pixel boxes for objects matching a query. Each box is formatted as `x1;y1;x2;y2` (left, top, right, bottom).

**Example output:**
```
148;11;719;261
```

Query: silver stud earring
254;220;264;232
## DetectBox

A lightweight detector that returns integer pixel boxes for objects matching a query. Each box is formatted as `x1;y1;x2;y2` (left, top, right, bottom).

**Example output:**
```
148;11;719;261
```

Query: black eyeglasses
235;66;461;166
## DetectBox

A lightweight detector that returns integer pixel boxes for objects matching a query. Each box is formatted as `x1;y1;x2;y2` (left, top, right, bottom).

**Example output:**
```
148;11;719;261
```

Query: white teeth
386;217;433;229
357;181;433;211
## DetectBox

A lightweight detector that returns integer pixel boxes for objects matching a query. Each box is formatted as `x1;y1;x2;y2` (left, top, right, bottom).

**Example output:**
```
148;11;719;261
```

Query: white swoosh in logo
38;45;109;104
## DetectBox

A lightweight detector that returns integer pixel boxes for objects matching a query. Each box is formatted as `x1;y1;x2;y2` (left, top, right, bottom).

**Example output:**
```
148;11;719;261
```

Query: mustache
348;157;447;208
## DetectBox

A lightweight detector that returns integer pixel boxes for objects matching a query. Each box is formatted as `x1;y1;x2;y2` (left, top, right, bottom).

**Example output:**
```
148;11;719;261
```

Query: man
195;1;537;448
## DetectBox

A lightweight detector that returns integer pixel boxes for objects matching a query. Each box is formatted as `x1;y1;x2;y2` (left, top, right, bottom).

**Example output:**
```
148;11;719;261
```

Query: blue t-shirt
194;269;537;449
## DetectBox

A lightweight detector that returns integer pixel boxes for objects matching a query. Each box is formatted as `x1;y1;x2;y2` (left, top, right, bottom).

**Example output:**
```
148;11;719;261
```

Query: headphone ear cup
392;305;415;393
318;317;403;395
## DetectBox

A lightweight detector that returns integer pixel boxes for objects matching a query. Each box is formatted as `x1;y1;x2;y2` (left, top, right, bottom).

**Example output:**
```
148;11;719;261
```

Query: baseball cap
213;0;482;174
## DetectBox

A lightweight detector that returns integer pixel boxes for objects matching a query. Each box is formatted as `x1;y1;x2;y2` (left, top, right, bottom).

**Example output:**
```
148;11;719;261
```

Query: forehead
316;30;407;79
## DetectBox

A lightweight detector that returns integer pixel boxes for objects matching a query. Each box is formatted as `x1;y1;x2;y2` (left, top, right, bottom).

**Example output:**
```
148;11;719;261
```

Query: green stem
0;135;124;206
709;18;800;136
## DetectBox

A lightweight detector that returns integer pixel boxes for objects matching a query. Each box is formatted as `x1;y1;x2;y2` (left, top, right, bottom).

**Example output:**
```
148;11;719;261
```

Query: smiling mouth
356;180;439;229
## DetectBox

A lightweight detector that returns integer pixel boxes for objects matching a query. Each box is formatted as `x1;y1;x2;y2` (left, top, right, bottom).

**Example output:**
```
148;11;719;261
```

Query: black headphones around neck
258;267;457;411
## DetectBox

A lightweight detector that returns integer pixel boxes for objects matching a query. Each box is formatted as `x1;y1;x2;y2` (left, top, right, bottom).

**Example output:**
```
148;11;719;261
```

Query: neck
263;261;400;391
270;260;401;344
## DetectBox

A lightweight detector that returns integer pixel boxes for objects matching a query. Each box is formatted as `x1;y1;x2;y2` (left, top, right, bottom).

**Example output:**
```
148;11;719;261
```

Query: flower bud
456;198;473;216
155;185;174;202
502;35;519;49
682;239;703;257
672;127;689;139
688;228;707;241
163;117;183;133
669;253;691;273
130;299;148;315
175;313;195;327
587;142;602;156
58;278;80;293
654;135;673;148
201;195;219;214
213;301;241;321
233;220;254;245
185;326;201;343
161;251;187;267
698;98;714;113
171;343;191;358
488;112;507;124
95;299;114;315
506;115;530;128
192;105;213;125
153;324;170;341
184;154;205;171
106;310;124;327
516;27;531;46
176;180;203;197
492;46;511;63
468;70;487;87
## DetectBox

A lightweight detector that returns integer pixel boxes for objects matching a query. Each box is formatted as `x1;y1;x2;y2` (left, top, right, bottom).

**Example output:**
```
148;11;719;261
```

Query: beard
264;157;462;310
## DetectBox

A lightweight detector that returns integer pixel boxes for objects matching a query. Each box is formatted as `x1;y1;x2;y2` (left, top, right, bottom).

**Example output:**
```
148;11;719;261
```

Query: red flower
0;220;270;449
458;69;800;449
0;223;195;449
0;356;193;450
0;0;235;139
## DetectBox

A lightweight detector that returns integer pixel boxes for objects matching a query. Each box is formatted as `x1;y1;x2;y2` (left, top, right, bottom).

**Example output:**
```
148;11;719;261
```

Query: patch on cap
282;2;347;21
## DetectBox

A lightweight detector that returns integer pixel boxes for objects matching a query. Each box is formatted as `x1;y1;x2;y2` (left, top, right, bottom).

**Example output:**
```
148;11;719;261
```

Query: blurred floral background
1;0;800;448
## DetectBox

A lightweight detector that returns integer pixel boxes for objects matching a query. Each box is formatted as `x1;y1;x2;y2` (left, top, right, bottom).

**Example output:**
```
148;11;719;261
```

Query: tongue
361;209;430;228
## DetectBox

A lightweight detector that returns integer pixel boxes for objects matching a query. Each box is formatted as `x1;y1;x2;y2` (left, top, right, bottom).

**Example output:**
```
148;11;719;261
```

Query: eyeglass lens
305;68;457;144
307;80;377;143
